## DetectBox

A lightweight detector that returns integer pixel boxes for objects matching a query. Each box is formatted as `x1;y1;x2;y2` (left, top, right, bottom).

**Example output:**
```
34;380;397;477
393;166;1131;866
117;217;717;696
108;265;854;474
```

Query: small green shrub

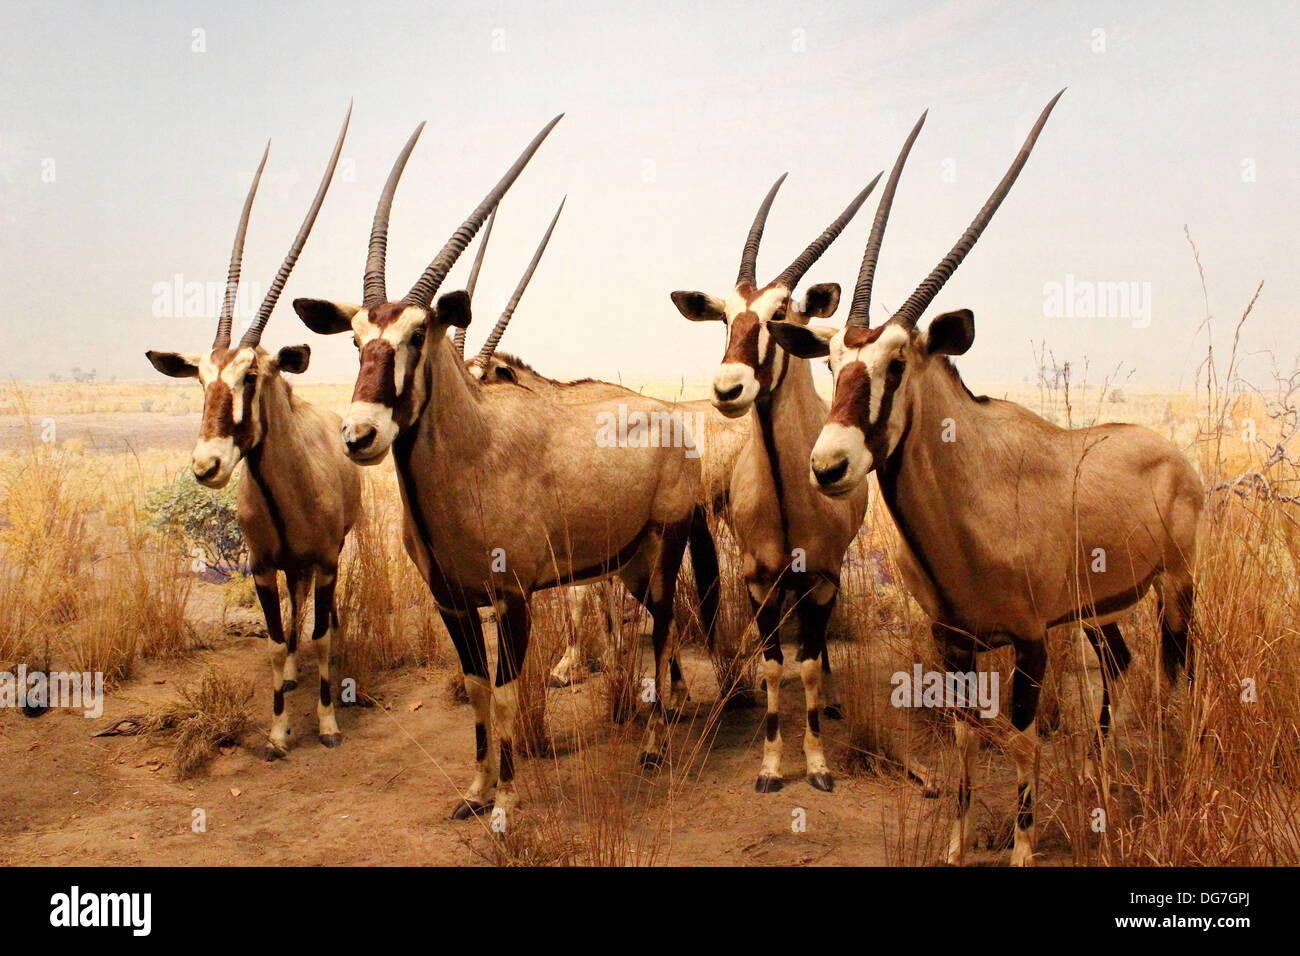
145;471;246;577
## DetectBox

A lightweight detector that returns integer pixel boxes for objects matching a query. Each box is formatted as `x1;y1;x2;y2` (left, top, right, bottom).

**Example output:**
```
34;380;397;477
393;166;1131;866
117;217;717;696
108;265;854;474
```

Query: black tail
687;505;721;649
1159;583;1195;685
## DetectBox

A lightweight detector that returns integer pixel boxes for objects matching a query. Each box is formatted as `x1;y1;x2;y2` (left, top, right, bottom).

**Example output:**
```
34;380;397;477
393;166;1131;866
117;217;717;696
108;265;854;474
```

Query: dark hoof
546;674;571;689
21;704;48;718
281;679;298;692
451;799;492;821
822;703;844;721
265;745;287;761
808;772;834;792
663;709;681;725
755;774;784;793
639;750;664;771
319;732;343;748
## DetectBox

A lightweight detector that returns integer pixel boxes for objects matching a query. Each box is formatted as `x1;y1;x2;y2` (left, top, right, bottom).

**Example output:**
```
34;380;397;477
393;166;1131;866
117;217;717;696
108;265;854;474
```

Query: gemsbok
450;213;736;692
146;107;361;759
293;117;717;818
768;91;1203;866
670;168;889;793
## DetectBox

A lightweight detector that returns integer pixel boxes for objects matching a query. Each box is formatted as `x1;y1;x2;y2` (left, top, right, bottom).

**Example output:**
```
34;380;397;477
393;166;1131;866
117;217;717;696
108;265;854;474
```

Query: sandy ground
0;408;1078;866
0;590;1077;867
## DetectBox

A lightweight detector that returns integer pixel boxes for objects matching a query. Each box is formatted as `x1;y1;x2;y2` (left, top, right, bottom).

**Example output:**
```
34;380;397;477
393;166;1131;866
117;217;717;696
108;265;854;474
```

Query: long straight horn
474;197;565;367
214;142;269;348
773;172;882;291
892;90;1064;329
737;173;786;287
240;102;352;348
845;111;927;328
404;114;563;309
455;208;496;356
364;122;425;308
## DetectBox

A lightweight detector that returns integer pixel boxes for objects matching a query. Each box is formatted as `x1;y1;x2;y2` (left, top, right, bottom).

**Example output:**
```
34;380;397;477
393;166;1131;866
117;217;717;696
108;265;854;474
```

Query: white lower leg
1010;721;1039;867
758;657;783;785
550;643;579;686
800;657;829;781
315;626;339;741
492;680;520;816
946;719;975;864
284;595;301;688
267;638;290;754
463;675;498;807
640;638;672;760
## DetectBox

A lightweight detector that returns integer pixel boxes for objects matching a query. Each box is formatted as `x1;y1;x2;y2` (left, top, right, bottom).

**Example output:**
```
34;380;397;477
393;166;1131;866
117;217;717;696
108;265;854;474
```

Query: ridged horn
773;171;882;291
737;173;786;288
455;208;496;356
474;197;565;368
364;122;425;308
239;102;352;348
214;142;269;348
892;91;1064;329
404;114;563;308
845;111;927;328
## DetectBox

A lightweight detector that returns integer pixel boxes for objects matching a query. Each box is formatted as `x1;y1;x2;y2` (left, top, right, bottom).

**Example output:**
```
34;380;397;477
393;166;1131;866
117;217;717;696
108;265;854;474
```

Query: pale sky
1;0;1294;390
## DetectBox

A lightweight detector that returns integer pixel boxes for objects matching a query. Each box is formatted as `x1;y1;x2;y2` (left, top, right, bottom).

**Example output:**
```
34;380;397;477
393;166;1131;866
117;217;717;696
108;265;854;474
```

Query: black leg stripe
765;712;779;742
500;740;515;783
474;723;488;763
273;689;285;715
806;708;820;736
319;677;331;707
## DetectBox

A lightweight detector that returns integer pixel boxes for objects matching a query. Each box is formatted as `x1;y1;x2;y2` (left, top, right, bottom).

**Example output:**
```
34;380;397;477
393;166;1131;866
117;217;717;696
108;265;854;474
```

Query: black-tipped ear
435;290;472;329
802;283;841;319
145;350;199;379
768;320;834;359
670;291;727;322
274;344;311;374
924;309;975;356
293;298;359;335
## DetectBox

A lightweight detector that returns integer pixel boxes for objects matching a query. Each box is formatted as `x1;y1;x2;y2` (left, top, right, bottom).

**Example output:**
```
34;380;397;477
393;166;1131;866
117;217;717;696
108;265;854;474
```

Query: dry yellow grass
0;425;193;683
2;327;1297;864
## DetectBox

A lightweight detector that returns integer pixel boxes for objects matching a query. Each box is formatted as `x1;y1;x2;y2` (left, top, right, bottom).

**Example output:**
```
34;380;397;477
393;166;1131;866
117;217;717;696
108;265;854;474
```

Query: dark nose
344;424;376;455
715;383;743;403
813;457;848;487
193;461;219;482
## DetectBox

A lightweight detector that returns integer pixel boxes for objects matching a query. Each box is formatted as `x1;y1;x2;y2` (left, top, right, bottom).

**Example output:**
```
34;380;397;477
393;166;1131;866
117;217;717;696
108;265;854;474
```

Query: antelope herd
146;90;1201;865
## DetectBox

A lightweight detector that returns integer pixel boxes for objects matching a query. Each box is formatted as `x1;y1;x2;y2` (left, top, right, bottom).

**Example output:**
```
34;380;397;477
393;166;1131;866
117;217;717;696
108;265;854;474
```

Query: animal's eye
352;338;360;350
409;330;426;351
887;359;905;378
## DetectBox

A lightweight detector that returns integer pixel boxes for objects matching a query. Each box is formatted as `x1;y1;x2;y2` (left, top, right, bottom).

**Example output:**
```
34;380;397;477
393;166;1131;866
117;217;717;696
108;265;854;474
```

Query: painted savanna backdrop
2;1;1298;865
